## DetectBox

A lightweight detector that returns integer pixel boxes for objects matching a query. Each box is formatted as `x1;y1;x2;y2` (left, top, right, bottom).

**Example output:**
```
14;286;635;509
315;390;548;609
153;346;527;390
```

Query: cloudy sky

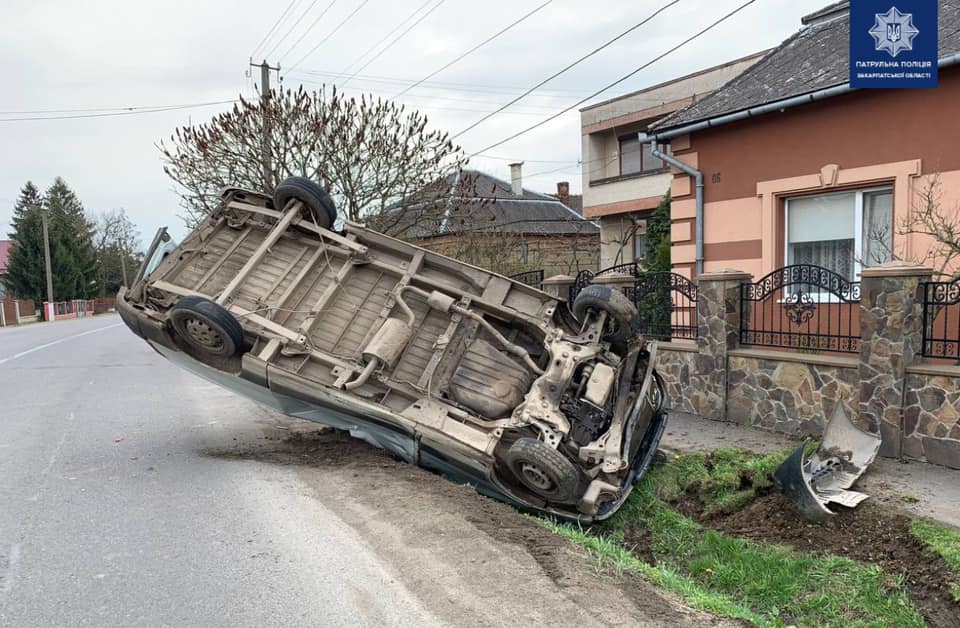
0;0;830;246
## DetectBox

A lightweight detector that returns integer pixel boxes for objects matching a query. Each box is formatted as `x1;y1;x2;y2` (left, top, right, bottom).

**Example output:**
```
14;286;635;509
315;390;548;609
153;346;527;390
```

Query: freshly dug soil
659;485;960;628
203;420;736;627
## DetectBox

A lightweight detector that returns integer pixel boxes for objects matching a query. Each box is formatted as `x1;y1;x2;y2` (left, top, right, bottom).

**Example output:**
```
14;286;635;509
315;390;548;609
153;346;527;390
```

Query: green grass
910;518;960;602
651;447;789;515
540;448;926;627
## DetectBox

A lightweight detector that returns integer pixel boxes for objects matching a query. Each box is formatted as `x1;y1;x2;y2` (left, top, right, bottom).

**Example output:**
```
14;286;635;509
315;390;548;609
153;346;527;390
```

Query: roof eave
644;52;960;142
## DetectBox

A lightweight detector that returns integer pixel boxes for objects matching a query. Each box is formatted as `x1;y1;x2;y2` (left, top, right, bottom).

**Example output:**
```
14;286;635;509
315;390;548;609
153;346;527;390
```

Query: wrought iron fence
508;269;544;290
568;264;697;340
922;279;960;359
740;264;860;353
569;262;642;302
626;272;698;340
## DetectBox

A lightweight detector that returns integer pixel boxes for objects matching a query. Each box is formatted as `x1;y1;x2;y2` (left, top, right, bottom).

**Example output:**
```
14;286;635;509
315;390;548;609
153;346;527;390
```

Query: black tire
169;296;245;359
572;284;641;347
273;176;337;230
504;438;580;502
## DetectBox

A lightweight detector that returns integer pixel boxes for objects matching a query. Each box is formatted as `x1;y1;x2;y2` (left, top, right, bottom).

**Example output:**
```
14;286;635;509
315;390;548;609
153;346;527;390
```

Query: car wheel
505;438;580;502
572;284;641;348
273;176;337;230
169;296;245;359
649;369;666;415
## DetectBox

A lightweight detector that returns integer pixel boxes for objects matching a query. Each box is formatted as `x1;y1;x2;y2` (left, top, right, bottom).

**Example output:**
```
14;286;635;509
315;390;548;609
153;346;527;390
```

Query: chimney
509;162;524;196
556;181;570;204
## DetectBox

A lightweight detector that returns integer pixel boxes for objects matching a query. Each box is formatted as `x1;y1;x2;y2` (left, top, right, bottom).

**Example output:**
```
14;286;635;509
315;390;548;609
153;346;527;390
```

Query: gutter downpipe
649;143;704;275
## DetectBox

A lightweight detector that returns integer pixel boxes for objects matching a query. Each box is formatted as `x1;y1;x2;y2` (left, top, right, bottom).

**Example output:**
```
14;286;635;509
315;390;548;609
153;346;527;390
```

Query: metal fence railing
626;272;698;340
568;265;698;341
508;269;544;290
740;264;861;353
921;278;960;359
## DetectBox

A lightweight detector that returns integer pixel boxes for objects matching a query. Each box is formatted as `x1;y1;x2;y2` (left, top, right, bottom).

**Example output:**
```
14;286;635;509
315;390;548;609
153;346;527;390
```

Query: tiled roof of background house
0;240;11;275
652;0;960;132
394;170;598;238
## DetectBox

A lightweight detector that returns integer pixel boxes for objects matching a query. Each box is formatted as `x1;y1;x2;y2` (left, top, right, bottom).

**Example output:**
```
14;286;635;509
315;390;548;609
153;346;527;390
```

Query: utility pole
40;204;54;309
250;59;280;190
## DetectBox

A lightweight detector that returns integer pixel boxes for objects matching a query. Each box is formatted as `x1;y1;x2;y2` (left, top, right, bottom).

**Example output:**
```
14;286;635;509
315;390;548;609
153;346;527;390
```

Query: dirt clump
203;420;734;627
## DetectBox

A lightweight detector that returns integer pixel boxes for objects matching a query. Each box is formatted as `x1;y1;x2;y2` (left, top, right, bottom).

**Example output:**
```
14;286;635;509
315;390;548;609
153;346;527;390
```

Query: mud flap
774;404;881;522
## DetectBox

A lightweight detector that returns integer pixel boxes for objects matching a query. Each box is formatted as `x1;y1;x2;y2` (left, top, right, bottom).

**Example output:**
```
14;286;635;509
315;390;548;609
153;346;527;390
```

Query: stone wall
903;366;960;469
654;344;697;415
544;261;960;469
726;350;859;436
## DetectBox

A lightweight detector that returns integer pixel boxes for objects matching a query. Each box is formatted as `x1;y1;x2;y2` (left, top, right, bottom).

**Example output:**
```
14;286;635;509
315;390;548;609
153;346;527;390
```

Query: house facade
399;167;599;279
0;240;11;299
579;51;767;268
647;1;960;282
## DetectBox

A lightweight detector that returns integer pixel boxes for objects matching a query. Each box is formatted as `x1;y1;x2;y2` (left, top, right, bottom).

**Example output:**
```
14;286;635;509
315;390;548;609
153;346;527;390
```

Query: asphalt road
0;315;720;628
0;316;443;627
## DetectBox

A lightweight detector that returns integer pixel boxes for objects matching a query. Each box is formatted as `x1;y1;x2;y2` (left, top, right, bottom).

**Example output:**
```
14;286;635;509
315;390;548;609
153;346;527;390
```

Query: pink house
0;240;11;299
644;1;960;281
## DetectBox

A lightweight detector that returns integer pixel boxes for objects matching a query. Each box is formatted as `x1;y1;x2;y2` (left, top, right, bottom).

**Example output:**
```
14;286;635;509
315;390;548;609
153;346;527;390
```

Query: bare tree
159;86;468;231
93;209;140;294
899;174;960;279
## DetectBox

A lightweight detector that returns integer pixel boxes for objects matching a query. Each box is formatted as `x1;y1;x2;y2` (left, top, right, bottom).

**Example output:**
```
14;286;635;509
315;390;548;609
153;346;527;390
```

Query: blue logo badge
850;0;938;88
868;7;919;57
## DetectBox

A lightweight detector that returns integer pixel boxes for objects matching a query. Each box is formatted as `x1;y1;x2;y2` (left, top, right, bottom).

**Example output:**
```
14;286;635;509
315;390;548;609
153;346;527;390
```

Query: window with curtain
785;188;893;280
619;135;642;175
618;136;667;176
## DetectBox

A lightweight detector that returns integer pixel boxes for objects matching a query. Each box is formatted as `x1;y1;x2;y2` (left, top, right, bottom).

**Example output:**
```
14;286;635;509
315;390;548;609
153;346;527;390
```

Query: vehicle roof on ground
651;0;960;132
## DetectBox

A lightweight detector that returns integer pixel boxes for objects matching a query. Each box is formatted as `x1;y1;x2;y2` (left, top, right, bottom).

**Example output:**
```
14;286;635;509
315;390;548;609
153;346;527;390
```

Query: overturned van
118;177;668;521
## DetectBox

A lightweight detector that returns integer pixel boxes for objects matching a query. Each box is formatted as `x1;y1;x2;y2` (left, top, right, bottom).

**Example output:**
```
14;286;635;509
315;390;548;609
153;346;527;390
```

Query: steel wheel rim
185;318;224;349
519;462;554;491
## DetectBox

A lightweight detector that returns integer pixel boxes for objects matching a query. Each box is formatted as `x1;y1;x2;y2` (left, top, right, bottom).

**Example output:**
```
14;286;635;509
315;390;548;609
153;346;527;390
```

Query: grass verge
541;448;926;627
910;518;960;602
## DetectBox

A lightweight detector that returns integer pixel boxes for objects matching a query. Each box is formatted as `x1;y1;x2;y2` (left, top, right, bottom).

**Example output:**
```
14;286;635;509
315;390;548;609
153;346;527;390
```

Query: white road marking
0;323;122;365
1;543;21;595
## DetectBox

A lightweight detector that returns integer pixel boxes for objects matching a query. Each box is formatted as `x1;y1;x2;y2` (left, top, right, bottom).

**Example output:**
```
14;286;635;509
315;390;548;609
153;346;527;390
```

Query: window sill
590;168;670;187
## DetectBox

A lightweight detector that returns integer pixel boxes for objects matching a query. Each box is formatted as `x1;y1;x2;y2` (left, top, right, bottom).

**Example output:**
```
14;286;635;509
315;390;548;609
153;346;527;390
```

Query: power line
394;0;553;98
340;0;434;76
290;68;587;95
285;77;548;115
273;0;338;64
290;75;558;111
286;0;373;73
251;0;302;60
452;0;680;140
338;0;448;88
0;99;239;122
468;0;759;156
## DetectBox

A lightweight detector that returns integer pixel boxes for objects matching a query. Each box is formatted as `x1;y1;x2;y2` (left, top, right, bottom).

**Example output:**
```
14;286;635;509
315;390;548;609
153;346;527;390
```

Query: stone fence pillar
541;274;575;301
859;262;933;457
693;269;752;420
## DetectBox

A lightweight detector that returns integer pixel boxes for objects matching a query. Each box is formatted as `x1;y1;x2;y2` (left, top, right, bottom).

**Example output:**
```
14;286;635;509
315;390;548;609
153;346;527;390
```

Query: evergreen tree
3;182;46;302
645;192;672;273
2;178;99;303
44;178;98;300
636;192;673;340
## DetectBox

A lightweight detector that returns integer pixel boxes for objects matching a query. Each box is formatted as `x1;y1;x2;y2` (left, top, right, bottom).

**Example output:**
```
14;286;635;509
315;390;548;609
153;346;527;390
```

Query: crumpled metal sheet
774;403;882;522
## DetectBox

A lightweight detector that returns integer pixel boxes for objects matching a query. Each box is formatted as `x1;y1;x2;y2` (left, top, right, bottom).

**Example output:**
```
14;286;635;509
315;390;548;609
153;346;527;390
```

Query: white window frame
783;186;892;300
784;186;893;275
